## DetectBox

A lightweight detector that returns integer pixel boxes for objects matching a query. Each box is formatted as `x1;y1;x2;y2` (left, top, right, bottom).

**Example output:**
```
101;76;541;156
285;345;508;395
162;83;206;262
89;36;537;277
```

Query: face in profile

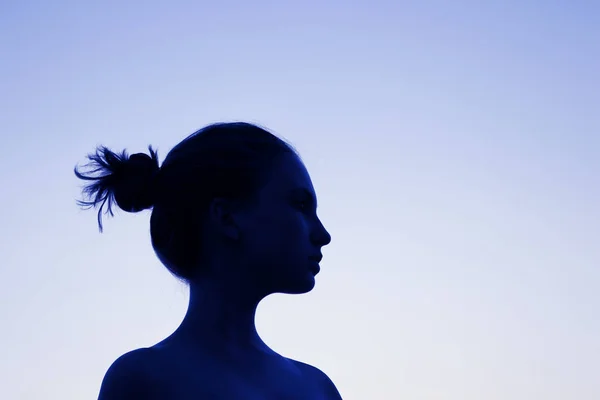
237;153;332;295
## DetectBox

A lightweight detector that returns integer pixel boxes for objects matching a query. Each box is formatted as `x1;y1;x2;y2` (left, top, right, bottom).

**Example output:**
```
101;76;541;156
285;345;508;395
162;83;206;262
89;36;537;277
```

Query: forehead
261;153;315;196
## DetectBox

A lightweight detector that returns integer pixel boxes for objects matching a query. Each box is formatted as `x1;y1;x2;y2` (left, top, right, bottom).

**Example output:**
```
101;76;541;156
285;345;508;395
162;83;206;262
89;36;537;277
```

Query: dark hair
75;122;296;281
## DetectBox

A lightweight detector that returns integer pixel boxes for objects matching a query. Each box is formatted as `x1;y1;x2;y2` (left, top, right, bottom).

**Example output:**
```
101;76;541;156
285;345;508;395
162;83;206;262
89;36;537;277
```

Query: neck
175;278;271;354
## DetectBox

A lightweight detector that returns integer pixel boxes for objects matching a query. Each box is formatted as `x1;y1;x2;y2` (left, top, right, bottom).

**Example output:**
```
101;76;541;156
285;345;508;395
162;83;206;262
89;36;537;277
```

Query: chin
279;275;316;295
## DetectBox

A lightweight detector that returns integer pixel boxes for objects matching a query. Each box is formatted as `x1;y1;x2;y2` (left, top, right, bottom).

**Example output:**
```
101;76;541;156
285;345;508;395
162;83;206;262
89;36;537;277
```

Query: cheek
246;209;309;258
260;208;306;236
275;214;310;246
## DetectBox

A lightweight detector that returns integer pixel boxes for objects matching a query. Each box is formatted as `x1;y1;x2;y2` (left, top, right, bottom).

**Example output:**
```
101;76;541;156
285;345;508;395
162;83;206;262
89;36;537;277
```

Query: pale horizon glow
1;1;599;399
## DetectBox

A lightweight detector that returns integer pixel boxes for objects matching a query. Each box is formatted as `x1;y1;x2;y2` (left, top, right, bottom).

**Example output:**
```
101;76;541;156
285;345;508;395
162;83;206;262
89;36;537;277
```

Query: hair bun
75;145;160;231
114;151;160;212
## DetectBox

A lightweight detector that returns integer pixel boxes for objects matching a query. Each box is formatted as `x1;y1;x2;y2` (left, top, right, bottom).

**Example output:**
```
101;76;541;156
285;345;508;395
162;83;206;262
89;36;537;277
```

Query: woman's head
75;122;331;294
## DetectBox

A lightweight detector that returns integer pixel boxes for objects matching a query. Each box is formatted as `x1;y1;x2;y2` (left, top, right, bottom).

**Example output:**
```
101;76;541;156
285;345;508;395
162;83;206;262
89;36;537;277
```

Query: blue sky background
1;1;598;399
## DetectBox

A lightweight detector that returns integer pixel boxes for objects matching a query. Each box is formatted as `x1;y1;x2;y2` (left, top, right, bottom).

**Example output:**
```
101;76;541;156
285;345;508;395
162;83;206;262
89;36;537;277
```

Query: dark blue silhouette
75;122;342;399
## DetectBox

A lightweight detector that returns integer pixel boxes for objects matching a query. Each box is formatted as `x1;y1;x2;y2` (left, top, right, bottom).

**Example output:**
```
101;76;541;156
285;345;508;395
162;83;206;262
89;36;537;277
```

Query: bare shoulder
289;359;343;400
98;347;167;400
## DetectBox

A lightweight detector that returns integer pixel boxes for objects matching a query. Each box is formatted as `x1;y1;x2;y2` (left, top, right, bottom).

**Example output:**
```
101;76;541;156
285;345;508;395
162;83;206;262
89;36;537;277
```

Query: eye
290;189;316;212
298;200;309;210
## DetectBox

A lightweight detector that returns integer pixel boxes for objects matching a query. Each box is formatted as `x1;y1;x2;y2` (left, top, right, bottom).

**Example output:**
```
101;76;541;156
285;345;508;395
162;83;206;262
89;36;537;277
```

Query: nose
311;216;332;247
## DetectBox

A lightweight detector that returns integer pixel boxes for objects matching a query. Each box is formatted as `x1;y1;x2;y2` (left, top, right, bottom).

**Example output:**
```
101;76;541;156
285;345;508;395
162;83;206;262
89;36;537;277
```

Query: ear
207;197;241;241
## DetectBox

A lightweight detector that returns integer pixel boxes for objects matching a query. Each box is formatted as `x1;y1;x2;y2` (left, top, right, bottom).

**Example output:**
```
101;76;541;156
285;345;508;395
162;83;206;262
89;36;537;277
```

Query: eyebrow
291;187;318;207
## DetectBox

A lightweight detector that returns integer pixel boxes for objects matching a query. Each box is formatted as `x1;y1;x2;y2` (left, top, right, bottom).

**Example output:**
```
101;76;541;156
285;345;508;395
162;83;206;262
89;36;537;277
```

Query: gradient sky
1;1;599;399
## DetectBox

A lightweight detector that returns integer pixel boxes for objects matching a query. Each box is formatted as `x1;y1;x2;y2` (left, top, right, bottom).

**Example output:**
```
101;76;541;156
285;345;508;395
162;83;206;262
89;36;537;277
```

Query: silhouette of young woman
75;122;343;399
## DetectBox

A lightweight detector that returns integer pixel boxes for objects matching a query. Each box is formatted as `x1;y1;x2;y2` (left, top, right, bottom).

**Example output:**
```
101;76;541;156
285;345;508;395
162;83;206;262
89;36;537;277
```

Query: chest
161;358;326;400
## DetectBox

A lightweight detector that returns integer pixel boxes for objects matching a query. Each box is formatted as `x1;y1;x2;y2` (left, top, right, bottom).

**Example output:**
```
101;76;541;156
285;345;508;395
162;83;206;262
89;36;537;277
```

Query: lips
308;254;322;275
309;254;323;263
